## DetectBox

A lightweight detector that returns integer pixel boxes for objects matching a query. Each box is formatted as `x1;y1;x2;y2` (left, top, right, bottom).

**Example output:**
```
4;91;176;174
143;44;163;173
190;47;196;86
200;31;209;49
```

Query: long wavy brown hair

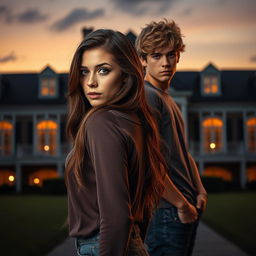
66;29;166;221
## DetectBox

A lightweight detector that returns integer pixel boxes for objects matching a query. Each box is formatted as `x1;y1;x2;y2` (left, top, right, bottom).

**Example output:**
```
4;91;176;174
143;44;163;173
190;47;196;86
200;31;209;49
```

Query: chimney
82;27;94;39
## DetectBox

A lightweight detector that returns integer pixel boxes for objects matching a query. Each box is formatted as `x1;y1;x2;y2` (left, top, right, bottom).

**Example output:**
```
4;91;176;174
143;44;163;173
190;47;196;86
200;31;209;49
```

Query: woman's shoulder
85;109;120;132
85;109;128;143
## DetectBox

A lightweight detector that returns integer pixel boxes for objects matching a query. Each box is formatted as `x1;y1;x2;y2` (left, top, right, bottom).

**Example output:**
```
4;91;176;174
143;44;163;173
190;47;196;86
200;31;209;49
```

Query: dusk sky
0;0;255;73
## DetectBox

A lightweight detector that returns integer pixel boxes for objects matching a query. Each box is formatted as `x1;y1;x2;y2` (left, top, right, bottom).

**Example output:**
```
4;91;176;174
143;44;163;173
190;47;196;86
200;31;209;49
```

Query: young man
136;20;208;256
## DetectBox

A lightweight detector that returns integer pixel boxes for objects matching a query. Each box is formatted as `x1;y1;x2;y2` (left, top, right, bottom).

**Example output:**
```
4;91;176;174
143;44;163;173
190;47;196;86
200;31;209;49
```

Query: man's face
141;45;180;91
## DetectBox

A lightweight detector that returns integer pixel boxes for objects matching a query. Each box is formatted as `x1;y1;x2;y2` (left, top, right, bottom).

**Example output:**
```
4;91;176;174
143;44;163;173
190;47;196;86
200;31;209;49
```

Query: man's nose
162;56;170;66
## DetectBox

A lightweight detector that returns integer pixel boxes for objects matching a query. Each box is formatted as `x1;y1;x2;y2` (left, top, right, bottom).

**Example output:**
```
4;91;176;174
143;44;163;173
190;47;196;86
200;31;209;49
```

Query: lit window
247;167;256;182
203;167;232;181
37;120;58;155
203;118;223;153
247;117;256;152
41;78;56;97
203;75;219;95
0;170;15;186
0;121;13;156
28;169;58;187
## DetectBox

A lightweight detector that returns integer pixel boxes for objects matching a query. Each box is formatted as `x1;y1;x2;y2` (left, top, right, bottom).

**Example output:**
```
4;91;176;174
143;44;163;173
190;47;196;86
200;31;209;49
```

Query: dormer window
38;66;58;98
41;77;56;96
201;63;221;96
203;74;219;94
0;121;13;156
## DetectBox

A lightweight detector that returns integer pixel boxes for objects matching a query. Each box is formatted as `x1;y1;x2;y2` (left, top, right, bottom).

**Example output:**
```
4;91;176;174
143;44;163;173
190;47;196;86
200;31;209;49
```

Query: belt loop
75;238;79;249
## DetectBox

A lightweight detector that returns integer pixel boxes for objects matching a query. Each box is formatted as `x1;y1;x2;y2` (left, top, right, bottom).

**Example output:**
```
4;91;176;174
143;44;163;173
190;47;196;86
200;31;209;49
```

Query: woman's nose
87;74;97;88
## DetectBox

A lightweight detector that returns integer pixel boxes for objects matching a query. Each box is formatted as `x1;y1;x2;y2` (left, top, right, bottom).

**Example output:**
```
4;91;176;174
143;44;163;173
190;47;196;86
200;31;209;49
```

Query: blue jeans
145;207;200;256
75;225;149;256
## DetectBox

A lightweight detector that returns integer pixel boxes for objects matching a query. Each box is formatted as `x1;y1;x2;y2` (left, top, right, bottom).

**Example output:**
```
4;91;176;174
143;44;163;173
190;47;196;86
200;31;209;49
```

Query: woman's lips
160;70;172;74
87;92;102;99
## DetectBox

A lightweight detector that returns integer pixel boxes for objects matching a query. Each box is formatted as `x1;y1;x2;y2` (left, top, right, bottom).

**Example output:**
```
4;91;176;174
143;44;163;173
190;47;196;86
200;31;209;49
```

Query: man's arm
145;85;199;223
188;153;208;212
163;174;198;223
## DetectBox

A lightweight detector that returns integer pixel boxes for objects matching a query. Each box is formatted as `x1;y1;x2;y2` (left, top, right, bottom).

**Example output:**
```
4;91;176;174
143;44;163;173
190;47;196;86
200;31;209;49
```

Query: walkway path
47;222;248;256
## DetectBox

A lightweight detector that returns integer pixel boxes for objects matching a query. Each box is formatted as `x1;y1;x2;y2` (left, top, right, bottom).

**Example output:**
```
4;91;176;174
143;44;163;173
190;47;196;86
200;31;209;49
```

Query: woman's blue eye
81;70;88;76
99;68;111;75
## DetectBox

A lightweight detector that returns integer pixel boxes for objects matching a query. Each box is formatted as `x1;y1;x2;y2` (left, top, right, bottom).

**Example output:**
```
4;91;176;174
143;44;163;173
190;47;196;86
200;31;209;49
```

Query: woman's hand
177;201;198;224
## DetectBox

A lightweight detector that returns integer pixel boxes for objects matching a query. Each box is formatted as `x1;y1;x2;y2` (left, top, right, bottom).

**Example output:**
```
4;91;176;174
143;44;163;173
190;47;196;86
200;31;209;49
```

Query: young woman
65;29;166;256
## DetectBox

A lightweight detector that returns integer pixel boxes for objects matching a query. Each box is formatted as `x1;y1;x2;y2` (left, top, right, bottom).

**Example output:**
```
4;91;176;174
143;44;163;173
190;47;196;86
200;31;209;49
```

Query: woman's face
80;47;124;107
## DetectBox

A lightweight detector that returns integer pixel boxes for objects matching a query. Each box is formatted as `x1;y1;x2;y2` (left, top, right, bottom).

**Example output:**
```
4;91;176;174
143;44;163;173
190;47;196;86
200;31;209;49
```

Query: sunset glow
0;0;255;73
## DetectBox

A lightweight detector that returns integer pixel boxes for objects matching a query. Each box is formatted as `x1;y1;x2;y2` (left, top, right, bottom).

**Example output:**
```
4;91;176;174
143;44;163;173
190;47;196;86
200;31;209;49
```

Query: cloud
250;56;256;62
0;4;12;22
17;9;48;23
0;5;8;14
182;7;193;16
50;8;105;32
110;0;177;15
0;52;17;63
0;5;48;24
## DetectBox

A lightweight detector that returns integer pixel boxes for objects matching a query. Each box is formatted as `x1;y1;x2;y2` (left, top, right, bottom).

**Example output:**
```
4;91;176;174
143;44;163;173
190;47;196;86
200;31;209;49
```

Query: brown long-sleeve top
66;109;145;256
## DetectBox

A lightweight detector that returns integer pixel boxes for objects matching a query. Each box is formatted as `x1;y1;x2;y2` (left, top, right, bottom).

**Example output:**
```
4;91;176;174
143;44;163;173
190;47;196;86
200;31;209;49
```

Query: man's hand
196;193;208;212
177;201;198;224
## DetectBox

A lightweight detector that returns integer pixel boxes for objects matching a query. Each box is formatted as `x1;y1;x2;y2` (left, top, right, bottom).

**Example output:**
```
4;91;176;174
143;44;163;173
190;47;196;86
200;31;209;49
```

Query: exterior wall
186;103;256;189
1;66;256;192
0;106;69;192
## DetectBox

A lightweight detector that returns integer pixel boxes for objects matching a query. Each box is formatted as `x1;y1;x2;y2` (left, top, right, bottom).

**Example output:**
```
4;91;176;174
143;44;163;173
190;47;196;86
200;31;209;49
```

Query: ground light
33;178;40;185
8;175;15;182
44;145;50;151
210;142;216;149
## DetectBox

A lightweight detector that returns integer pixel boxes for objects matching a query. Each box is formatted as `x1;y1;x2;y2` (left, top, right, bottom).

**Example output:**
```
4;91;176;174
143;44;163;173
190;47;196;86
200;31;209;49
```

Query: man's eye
152;54;160;59
168;52;176;58
99;67;111;75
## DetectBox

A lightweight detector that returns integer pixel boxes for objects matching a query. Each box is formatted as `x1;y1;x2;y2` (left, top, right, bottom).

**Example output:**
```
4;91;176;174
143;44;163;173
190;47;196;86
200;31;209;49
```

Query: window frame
38;67;59;99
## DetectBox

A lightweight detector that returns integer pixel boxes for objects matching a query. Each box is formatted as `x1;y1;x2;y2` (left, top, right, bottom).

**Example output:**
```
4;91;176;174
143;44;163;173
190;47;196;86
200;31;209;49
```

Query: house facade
0;63;256;192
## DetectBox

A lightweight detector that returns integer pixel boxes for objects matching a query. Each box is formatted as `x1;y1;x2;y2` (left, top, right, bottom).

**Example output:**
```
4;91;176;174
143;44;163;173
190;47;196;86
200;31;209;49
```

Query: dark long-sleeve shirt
66;109;145;255
145;81;198;206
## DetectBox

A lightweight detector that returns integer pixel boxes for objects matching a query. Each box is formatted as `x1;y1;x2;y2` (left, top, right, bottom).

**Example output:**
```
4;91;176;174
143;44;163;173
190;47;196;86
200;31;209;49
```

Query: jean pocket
171;207;186;224
76;239;99;256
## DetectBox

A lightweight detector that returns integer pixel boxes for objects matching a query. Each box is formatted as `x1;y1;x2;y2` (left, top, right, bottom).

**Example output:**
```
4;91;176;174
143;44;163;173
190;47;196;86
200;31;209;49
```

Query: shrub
0;184;15;194
42;178;66;194
201;176;226;192
23;185;42;194
247;181;256;190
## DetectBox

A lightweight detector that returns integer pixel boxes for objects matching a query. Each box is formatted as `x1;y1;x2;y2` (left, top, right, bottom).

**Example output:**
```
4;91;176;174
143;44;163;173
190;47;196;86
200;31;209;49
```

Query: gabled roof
187;70;256;102
126;30;137;45
0;72;68;106
1;67;255;106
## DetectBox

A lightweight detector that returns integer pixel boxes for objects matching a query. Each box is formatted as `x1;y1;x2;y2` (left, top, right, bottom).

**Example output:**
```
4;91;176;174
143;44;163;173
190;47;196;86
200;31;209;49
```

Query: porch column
15;164;22;193
57;162;63;177
240;161;247;189
199;160;204;176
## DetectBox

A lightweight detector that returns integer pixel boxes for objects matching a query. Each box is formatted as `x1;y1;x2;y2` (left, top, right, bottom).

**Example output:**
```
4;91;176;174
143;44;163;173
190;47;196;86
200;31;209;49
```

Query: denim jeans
75;225;149;256
145;207;200;256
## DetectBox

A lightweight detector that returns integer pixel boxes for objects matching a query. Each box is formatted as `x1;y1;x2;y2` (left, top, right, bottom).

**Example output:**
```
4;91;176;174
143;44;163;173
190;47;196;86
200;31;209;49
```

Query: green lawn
1;193;256;256
202;192;256;256
0;195;68;256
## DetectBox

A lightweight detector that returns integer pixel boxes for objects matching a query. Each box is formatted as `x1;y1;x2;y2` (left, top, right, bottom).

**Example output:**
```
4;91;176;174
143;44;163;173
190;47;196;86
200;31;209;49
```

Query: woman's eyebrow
95;63;112;68
80;63;112;69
